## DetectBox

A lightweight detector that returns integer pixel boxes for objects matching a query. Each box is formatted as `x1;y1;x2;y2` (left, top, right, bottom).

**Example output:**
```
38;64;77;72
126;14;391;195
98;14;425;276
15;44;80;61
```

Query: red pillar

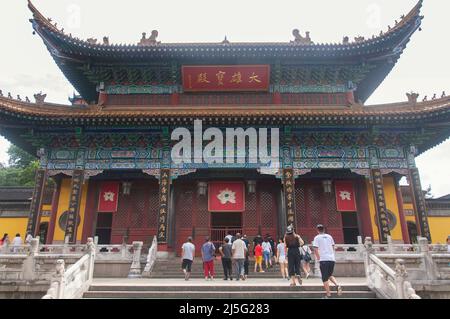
46;177;61;244
81;181;97;243
356;179;374;239
395;178;410;244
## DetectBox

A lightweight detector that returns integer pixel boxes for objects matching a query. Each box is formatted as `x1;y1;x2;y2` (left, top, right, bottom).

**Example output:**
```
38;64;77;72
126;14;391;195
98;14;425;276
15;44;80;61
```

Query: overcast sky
0;0;449;196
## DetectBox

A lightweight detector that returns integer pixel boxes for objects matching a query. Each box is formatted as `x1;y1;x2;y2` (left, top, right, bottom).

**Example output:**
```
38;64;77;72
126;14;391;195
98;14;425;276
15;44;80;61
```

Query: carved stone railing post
23;238;40;281
121;241;127;259
86;237;95;281
363;237;374;280
63;236;70;254
387;235;394;254
357;236;364;259
418;237;438;280
128;241;143;278
394;259;407;299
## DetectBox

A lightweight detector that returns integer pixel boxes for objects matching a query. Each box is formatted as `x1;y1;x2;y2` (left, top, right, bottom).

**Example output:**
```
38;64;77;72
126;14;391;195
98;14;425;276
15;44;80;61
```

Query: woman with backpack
300;241;312;279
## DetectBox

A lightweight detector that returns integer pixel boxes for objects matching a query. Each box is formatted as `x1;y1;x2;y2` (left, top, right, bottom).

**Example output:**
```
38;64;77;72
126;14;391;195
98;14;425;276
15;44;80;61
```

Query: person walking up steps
181;237;195;281
262;238;272;270
284;225;304;286
300;240;312;279
276;238;288;280
219;238;233;280
243;235;250;279
313;224;343;298
201;237;216;281
232;233;247;281
254;242;264;273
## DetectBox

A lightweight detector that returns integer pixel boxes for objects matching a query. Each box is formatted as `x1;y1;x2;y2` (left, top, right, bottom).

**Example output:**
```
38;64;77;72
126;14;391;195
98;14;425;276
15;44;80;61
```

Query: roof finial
422;95;427;102
291;29;313;45
7;92;12;99
0;90;3;97
17;95;22;101
342;36;349;44
432;93;437;100
442;91;446;98
103;36;109;45
25;96;30;103
222;36;230;44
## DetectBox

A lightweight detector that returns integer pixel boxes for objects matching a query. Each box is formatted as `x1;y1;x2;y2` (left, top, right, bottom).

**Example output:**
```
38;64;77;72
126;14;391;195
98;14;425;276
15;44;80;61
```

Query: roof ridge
28;0;423;48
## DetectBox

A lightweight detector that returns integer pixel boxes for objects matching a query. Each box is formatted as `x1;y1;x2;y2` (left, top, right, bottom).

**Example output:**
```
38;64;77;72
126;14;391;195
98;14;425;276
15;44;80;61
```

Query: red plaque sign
335;181;357;212
98;182;120;213
208;182;245;212
182;65;270;92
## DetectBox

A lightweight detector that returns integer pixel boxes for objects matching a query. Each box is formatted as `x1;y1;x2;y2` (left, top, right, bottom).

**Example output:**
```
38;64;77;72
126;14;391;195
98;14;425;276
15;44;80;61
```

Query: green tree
0;145;38;186
7;145;36;168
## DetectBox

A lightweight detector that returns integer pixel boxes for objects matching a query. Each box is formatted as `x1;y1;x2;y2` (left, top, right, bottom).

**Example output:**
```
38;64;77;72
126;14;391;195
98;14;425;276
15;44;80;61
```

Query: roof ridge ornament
87;38;97;45
406;91;419;105
138;30;160;46
34;92;47;105
222;36;230;44
291;29;313;45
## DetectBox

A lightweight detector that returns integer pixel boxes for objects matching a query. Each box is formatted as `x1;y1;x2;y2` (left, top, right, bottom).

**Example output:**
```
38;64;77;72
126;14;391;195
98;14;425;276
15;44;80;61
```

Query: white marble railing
142;236;158;277
364;238;421;299
42;238;95;299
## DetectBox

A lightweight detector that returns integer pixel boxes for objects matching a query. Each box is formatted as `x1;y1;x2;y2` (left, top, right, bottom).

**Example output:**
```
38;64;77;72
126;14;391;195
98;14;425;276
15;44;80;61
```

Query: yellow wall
0;218;28;238
428;217;450;244
53;178;89;243
366;177;406;243
0;205;53;239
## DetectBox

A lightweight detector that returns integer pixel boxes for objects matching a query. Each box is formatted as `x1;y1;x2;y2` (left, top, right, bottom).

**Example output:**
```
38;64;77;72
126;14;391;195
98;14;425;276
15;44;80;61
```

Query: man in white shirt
12;233;23;253
181;237;195;281
312;225;343;298
231;233;248;281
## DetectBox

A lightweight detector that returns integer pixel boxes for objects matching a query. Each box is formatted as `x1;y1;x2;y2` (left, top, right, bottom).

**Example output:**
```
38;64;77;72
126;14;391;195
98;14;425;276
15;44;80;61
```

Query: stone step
83;290;376;299
88;285;371;292
150;271;298;279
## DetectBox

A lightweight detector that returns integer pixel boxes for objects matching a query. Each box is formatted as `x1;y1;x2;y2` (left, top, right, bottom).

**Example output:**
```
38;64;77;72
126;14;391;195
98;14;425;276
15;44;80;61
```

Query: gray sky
0;0;449;196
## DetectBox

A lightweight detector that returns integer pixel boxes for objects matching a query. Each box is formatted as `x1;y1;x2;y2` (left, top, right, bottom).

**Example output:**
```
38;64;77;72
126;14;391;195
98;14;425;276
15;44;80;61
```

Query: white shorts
278;256;287;264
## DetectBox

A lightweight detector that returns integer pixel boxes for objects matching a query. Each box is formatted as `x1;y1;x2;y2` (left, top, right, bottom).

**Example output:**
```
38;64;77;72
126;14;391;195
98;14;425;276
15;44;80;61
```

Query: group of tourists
0;233;33;252
180;224;343;298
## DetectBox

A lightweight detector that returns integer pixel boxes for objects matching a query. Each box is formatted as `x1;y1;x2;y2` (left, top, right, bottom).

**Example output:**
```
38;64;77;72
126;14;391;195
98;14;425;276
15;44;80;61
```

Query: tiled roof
0;187;33;201
1;94;449;122
27;0;424;103
28;0;423;56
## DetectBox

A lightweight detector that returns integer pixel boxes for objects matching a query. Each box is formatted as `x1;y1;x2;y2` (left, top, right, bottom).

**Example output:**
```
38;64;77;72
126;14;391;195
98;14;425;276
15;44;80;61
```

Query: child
254;242;264;273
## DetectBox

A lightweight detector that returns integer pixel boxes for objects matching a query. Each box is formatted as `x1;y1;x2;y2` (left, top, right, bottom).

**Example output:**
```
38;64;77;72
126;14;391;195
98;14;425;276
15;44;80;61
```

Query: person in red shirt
254;243;264;273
